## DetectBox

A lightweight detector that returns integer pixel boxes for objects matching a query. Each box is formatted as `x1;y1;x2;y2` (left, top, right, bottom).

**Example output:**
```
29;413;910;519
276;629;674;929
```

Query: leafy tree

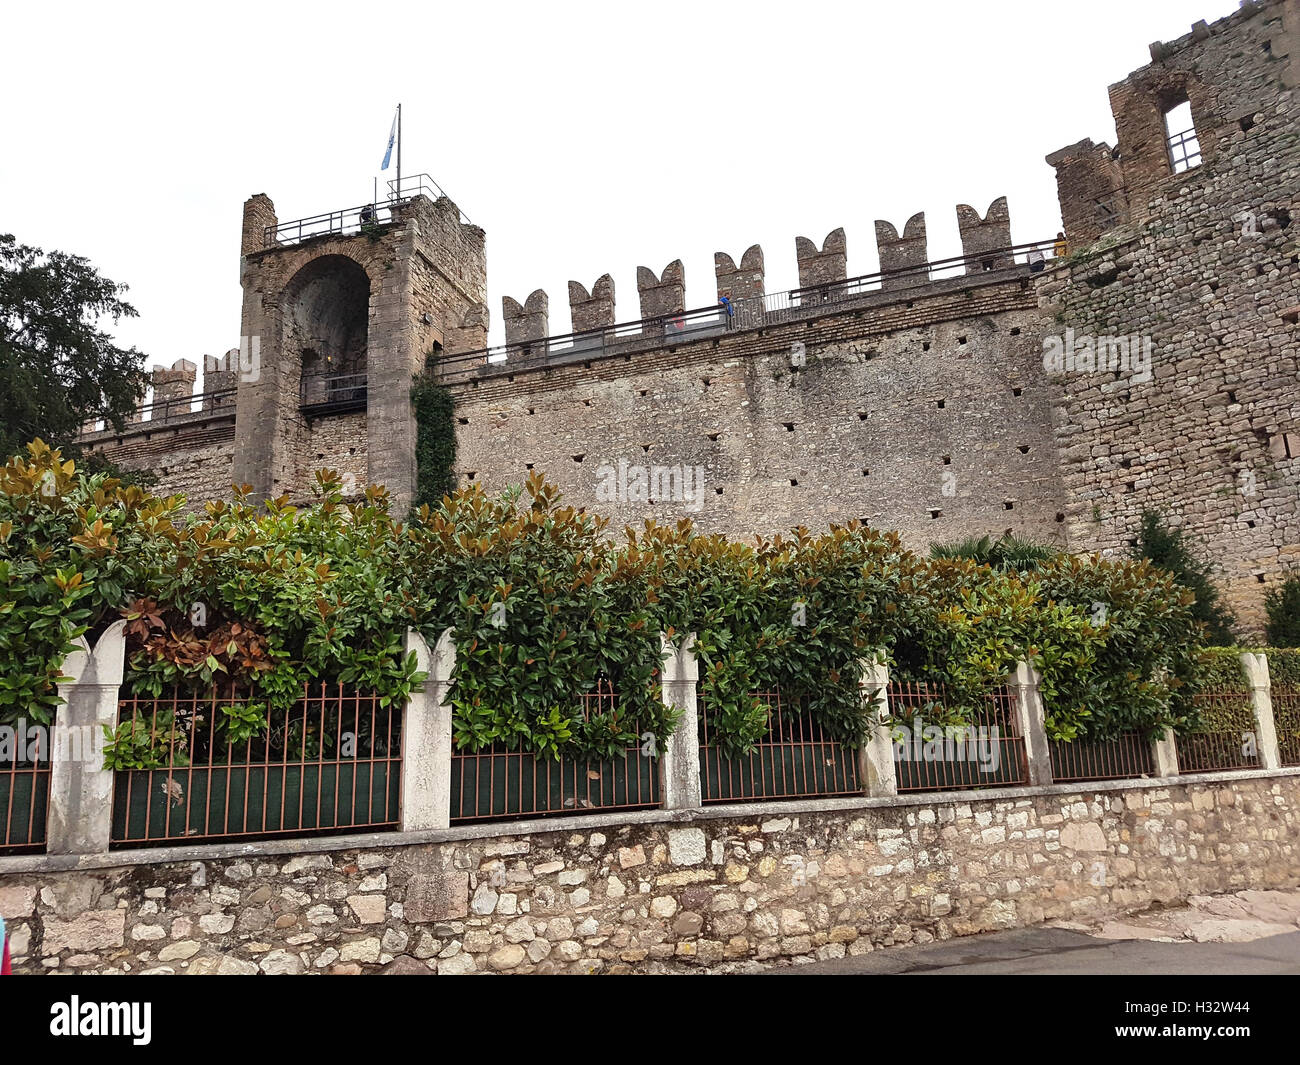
1264;574;1300;648
0;233;149;459
1132;510;1236;644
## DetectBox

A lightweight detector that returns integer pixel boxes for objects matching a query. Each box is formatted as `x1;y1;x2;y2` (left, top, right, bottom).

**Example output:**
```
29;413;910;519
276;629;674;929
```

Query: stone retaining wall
2;770;1297;975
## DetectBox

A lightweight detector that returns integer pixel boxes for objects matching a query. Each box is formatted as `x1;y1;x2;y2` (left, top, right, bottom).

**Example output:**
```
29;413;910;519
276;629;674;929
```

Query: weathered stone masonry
1042;0;1300;631
450;272;1067;548
2;772;1297;974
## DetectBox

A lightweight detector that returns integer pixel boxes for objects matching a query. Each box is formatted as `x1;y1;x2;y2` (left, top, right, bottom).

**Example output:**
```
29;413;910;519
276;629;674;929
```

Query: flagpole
396;103;402;201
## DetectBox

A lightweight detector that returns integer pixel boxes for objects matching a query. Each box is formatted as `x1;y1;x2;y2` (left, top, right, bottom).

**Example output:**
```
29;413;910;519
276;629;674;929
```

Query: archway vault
284;254;371;412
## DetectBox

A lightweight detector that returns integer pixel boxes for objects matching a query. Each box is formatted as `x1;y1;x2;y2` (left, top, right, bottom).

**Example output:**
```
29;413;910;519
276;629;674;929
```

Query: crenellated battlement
713;245;764;304
502;290;549;346
955;198;1013;273
433;194;1059;383
81;356;237;435
795;228;848;289
636;260;687;326
568;275;616;333
874;213;929;290
483;196;1032;348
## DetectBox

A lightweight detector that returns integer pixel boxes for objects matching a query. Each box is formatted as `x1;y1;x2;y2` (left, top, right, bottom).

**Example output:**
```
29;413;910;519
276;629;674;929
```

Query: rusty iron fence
888;682;1028;792
1272;685;1300;767
449;685;659;823
1176;688;1259;774
1;725;50;855
1049;733;1154;783
109;684;402;847
698;691;860;804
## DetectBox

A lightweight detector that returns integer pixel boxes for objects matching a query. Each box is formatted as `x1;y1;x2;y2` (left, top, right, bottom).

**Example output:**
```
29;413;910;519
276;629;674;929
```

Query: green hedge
1;442;1211;765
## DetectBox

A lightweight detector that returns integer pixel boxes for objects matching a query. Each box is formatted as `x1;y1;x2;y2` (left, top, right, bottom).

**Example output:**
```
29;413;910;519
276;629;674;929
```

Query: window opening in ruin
1094;197;1120;231
1164;100;1202;173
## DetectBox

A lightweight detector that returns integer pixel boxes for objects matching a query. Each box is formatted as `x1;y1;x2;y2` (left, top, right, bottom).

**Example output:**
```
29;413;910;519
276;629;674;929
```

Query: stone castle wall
77;1;1299;631
450;273;1068;547
80;414;237;503
2;771;1296;974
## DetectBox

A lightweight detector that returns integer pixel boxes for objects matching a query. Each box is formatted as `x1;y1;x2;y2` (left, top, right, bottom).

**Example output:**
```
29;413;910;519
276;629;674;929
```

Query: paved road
764;927;1300;974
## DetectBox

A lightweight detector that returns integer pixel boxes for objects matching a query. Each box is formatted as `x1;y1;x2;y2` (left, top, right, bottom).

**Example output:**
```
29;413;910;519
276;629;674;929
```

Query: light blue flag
381;109;397;170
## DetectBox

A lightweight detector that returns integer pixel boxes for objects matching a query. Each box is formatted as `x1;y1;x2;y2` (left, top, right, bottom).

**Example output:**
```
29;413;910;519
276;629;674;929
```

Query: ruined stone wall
2;772;1296;974
1045;0;1300;632
450;274;1068;549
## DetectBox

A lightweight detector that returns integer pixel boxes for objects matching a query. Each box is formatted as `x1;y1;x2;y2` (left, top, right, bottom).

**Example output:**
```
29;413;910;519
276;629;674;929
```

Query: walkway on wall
437;238;1059;384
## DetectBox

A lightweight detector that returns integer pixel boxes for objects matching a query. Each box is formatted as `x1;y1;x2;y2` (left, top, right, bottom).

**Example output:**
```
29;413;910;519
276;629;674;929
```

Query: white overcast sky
1;0;1237;384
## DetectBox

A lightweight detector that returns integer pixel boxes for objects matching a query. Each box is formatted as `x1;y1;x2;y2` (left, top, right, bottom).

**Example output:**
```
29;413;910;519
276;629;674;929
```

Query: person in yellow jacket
1053;231;1068;259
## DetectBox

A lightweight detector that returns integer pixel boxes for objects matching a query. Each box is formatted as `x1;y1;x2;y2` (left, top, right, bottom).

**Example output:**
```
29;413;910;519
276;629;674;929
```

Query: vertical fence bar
660;632;702;809
400;628;454;831
1241;651;1281;771
1008;660;1053;787
47;620;126;856
858;653;897;798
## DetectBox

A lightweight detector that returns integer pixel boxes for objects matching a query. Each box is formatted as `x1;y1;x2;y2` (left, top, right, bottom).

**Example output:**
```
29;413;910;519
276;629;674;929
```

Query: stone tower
232;191;487;509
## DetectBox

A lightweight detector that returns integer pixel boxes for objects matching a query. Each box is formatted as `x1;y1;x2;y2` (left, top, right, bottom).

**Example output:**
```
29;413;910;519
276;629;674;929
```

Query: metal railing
888;682;1028;792
135;387;236;424
1049;733;1154;783
266;173;472;248
698;690;860;804
1167;127;1203;173
1;728;49;854
300;371;367;412
1176;688;1259;774
81;389;237;435
436;239;1058;384
387;174;473;225
266;201;403;248
110;683;402;847
448;684;659;823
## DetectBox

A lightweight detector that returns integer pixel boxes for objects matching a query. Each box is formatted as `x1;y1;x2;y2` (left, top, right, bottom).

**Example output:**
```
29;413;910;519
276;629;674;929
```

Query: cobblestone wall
3;772;1296;975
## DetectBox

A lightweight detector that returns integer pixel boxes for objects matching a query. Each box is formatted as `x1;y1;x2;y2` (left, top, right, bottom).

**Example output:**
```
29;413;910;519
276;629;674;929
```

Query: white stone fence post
45;620;127;855
1008;660;1053;786
859;653;897;797
1150;652;1283;778
1240;651;1281;770
400;628;456;831
659;632;702;809
1151;728;1180;777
